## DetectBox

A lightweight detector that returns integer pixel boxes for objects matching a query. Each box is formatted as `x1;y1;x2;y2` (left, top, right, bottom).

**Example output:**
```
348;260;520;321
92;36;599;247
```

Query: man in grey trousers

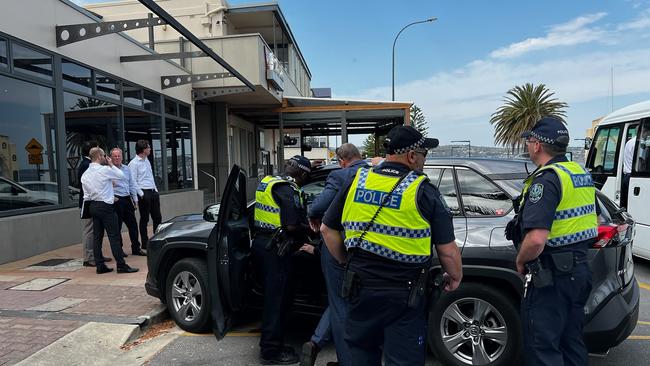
79;141;111;267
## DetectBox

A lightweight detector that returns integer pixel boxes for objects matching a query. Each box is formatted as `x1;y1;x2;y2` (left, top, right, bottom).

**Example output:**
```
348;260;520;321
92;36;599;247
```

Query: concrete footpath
0;231;172;366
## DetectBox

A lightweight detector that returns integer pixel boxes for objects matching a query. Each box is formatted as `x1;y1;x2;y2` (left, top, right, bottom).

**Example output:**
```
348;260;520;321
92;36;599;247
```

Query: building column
278;112;284;173
341;111;348;144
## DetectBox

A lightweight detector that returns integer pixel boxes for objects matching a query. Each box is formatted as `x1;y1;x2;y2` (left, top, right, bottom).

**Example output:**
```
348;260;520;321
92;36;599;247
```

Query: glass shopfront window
0;74;58;211
12;43;52;81
0;38;7;68
124;108;163;187
123;82;142;107
64;92;120;189
166;119;193;189
96;73;120;101
62;60;92;94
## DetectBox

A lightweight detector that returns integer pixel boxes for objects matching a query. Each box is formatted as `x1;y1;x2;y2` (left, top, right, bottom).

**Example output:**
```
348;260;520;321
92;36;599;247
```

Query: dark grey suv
145;158;639;366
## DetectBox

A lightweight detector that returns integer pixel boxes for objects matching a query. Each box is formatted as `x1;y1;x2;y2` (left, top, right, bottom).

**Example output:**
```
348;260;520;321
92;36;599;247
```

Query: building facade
0;0;202;263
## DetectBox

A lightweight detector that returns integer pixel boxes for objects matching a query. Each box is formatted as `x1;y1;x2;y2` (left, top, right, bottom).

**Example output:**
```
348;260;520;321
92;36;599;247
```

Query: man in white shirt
81;147;139;274
110;148;146;257
128;140;162;249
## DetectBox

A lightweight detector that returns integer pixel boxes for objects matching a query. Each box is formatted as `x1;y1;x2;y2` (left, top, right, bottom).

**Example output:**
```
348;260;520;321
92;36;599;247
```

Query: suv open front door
208;165;252;340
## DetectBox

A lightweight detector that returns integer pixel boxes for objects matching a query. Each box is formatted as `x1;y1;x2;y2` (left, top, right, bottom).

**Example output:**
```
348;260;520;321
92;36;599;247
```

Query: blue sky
77;0;650;147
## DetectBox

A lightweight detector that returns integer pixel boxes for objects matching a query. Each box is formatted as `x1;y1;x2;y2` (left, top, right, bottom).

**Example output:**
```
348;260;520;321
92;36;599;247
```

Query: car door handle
634;187;640;196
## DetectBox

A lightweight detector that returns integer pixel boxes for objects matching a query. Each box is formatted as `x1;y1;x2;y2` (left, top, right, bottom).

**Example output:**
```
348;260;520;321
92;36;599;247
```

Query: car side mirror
203;203;220;222
584;137;592;150
10;186;20;196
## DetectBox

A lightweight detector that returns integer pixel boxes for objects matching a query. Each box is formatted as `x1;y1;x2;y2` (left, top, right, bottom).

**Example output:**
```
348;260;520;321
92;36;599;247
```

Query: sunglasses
413;148;428;157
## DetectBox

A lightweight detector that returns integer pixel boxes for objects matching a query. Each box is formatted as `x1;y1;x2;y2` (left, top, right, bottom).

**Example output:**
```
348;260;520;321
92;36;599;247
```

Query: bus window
587;126;621;174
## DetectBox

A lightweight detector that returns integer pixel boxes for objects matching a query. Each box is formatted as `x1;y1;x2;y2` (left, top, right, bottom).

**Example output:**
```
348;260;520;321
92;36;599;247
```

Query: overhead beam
137;0;255;91
162;72;233;89
120;51;207;63
192;87;252;101
56;16;166;47
269;103;412;113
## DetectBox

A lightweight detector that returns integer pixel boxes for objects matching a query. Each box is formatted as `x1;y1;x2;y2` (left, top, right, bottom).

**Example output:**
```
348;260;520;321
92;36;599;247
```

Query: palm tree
490;83;568;154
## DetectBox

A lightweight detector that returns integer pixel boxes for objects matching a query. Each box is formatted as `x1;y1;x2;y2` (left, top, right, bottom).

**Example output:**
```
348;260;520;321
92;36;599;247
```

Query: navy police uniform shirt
272;181;306;228
323;161;455;282
520;155;599;257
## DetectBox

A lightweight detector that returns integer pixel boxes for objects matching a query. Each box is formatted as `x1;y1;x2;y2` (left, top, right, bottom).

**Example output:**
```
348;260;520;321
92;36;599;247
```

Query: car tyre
428;282;522;366
165;258;211;333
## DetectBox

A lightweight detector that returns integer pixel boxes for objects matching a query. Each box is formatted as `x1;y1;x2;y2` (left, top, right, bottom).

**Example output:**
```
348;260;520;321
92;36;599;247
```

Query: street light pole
392;17;437;101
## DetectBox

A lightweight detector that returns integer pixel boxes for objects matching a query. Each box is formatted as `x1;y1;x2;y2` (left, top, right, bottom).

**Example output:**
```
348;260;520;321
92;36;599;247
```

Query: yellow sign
25;138;44;155
328;150;335;159
28;154;43;165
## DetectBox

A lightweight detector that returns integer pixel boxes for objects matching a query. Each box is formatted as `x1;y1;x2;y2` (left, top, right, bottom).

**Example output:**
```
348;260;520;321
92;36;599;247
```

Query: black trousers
138;189;161;248
251;234;294;356
521;263;592;366
621;173;631;208
89;201;126;267
114;196;142;252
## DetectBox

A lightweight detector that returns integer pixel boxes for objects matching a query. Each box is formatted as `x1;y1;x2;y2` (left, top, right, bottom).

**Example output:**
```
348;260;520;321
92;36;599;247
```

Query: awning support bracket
162;72;234;89
56;15;166;47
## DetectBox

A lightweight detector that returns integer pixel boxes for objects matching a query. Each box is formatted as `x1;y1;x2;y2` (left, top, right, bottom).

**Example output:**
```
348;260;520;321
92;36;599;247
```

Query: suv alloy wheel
429;283;522;366
165;258;212;333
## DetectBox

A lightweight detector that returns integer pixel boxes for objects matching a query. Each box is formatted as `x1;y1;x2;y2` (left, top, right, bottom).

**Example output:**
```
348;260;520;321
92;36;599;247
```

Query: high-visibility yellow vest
254;175;300;230
521;161;598;247
341;167;431;263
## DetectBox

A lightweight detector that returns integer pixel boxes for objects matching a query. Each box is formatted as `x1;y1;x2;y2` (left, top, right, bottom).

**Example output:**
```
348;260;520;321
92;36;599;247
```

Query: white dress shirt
81;163;125;204
128;155;158;196
623;138;635;174
113;164;139;202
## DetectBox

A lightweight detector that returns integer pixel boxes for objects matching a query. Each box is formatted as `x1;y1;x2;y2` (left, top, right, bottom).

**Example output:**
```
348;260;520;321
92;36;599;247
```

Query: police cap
384;126;439;154
521;116;570;147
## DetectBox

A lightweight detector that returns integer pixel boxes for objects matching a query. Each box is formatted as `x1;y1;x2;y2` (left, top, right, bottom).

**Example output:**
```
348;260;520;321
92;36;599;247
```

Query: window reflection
96;73;120;100
456;169;512;216
64;92;119;189
62;60;92;94
123;82;142;107
0;74;58;211
166;119;193;189
12;43;52;81
0;39;7;68
124;107;162;187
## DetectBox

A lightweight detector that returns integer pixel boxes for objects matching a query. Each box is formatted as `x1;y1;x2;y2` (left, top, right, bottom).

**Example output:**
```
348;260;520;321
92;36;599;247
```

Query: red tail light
593;223;629;248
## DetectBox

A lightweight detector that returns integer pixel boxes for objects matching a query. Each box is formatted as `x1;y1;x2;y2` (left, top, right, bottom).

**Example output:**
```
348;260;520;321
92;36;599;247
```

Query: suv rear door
208;165;251;339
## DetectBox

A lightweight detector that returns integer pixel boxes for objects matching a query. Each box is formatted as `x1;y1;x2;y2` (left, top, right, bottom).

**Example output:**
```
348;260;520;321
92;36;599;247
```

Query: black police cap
383;126;439;154
521;116;570;147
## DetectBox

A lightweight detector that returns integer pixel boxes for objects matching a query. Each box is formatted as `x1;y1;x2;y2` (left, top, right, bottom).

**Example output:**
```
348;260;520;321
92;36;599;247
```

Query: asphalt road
148;258;650;366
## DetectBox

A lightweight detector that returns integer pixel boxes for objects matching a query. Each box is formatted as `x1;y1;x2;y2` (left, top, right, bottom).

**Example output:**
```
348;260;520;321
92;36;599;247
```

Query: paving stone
27;297;86;312
9;278;69;291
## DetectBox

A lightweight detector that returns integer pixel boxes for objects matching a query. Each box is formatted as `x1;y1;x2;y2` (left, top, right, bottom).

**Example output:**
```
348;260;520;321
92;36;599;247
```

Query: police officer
321;126;463;366
252;155;312;365
516;117;597;366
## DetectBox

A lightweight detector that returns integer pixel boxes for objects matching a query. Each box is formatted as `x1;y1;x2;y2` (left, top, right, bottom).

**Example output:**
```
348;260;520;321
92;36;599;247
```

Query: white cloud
618;9;650;30
490;12;608;59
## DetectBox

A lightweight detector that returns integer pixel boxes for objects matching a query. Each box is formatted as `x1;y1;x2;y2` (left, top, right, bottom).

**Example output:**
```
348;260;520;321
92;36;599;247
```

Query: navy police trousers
521;262;592;366
345;287;427;366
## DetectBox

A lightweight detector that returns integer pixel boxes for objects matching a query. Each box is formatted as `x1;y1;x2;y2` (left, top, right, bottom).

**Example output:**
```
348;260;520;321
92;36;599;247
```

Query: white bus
586;100;650;259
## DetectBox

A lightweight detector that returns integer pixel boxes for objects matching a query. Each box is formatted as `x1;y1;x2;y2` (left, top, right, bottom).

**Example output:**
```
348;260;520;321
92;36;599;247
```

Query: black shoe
96;265;113;274
116;265;139;273
83;260;96;267
260;349;299;365
299;341;318;366
103;257;113;263
132;250;147;256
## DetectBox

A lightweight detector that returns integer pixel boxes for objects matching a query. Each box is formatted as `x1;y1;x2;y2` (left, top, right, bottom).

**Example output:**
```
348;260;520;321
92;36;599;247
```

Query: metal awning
54;0;254;92
232;96;412;136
